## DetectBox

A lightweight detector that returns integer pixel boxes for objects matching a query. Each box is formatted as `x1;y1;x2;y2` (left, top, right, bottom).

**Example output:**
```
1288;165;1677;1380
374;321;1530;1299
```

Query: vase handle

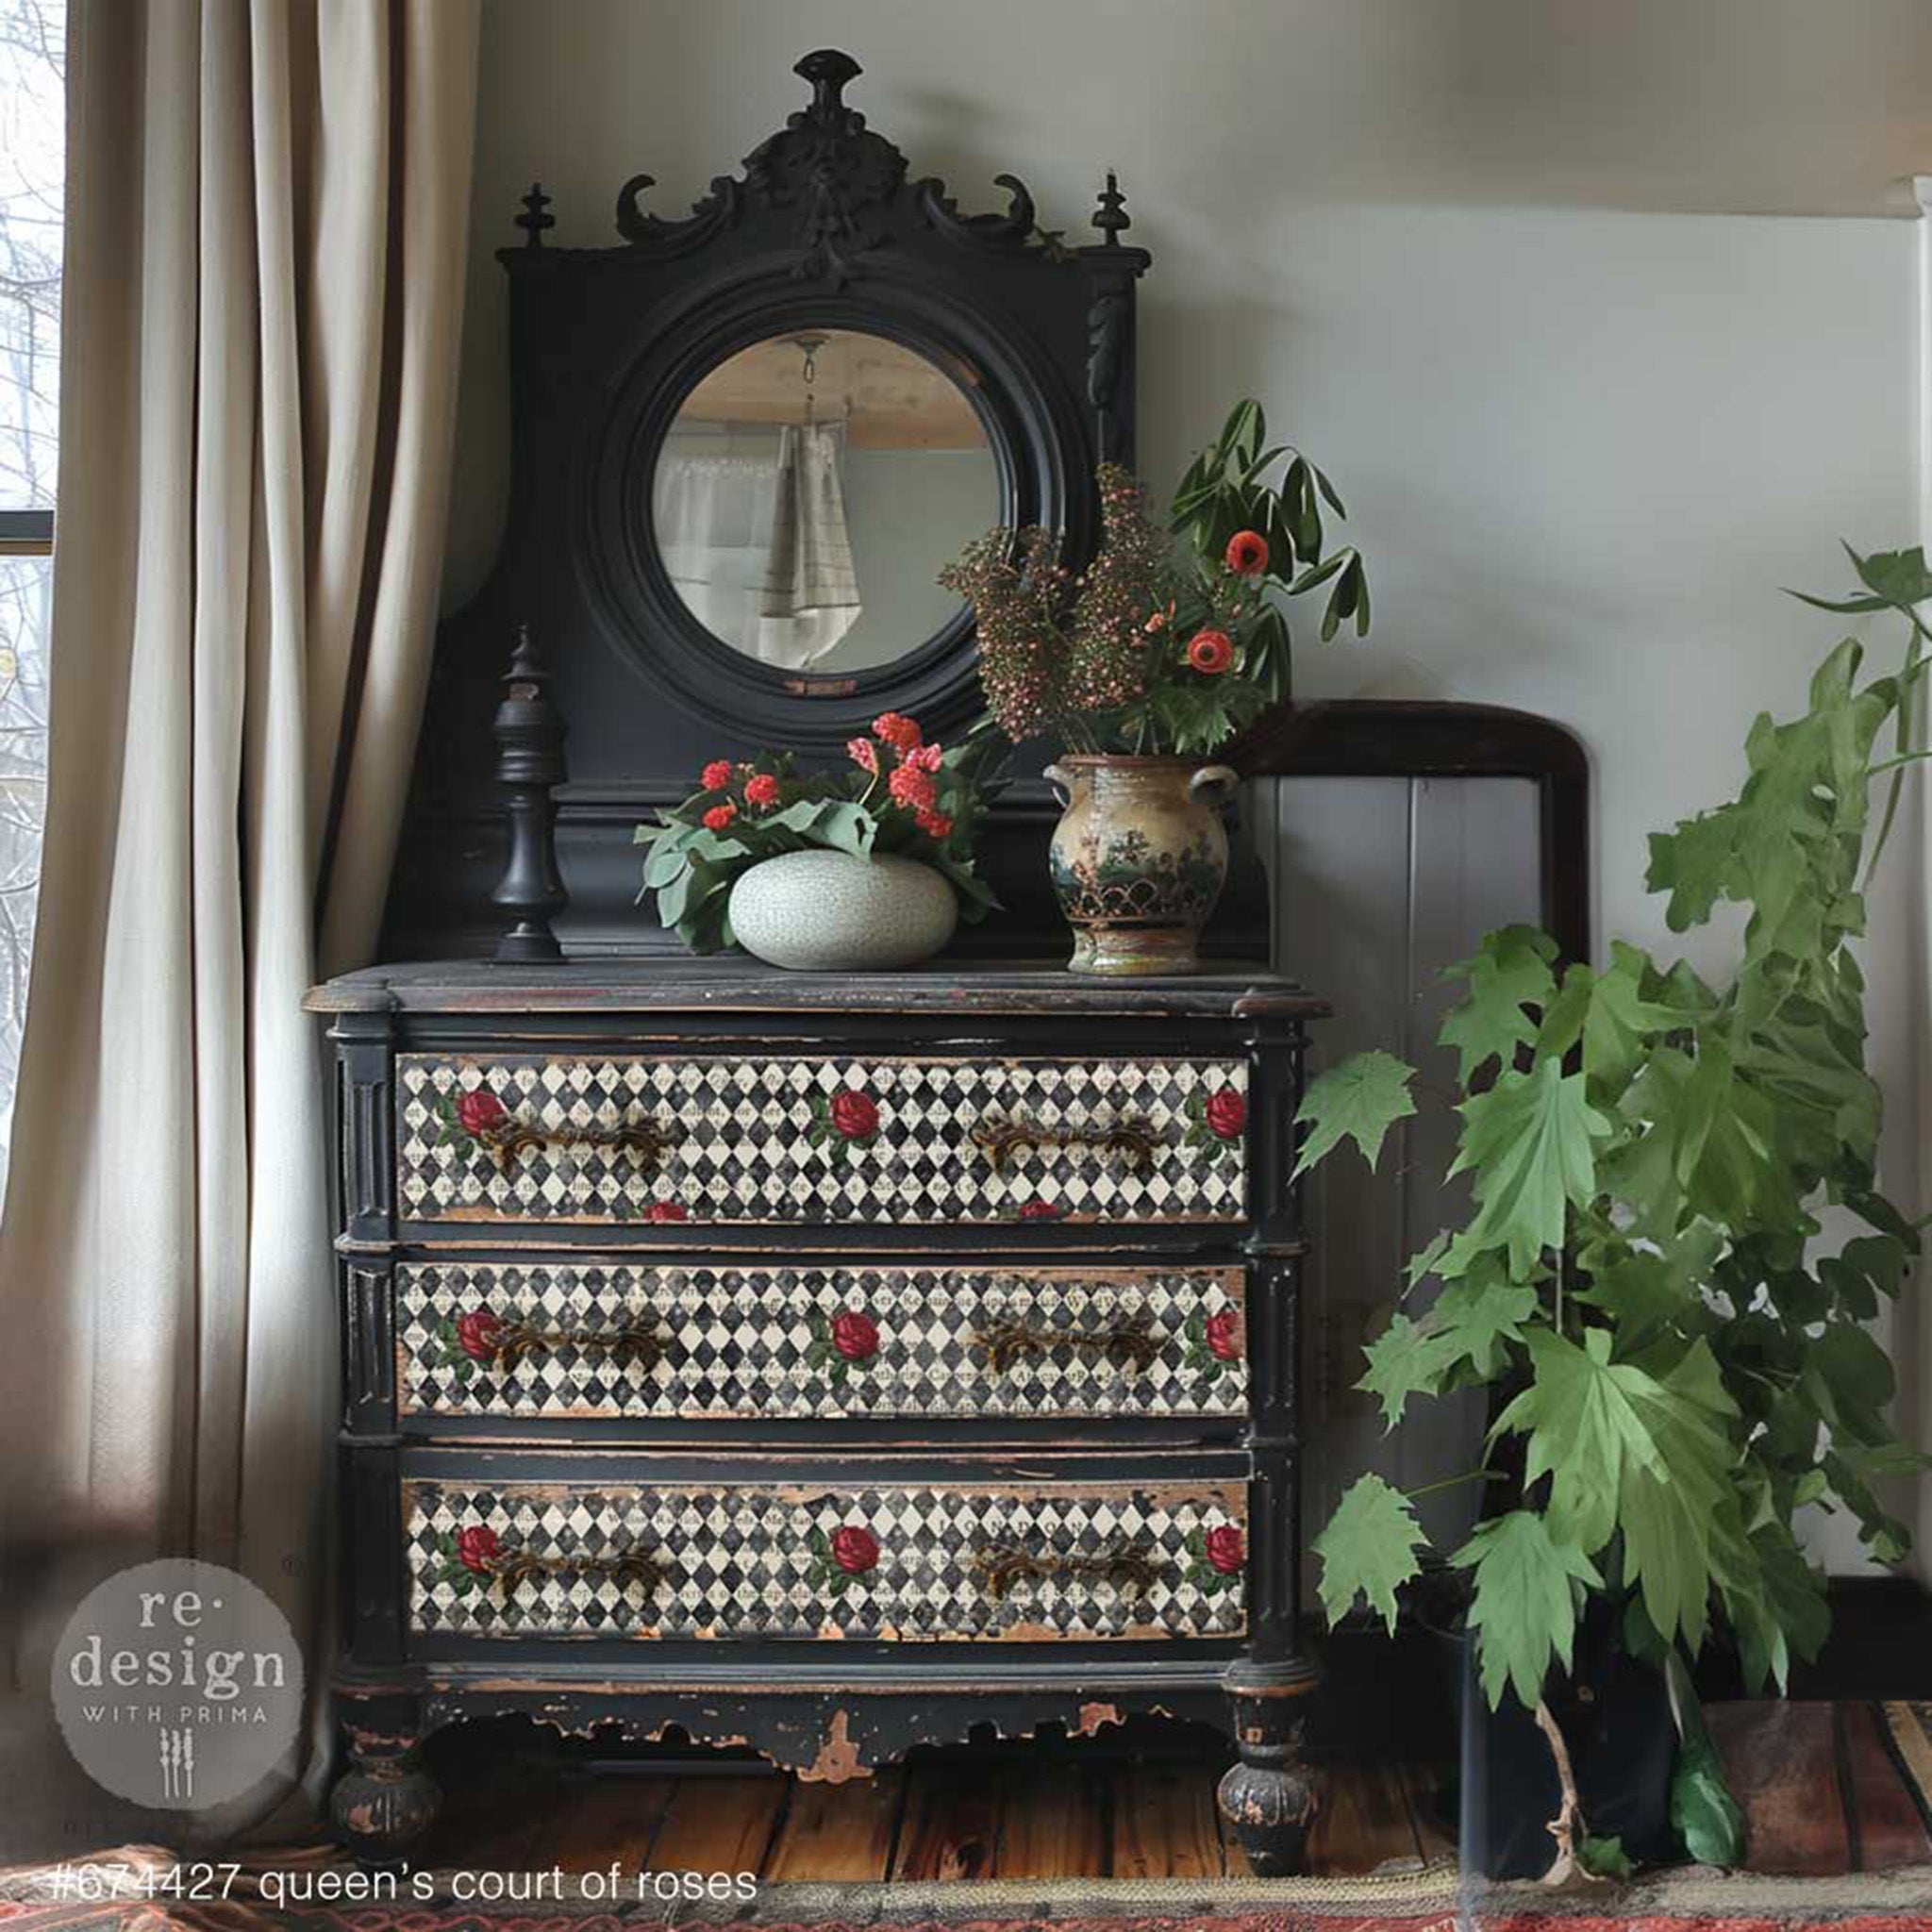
1191;764;1240;804
1042;762;1076;809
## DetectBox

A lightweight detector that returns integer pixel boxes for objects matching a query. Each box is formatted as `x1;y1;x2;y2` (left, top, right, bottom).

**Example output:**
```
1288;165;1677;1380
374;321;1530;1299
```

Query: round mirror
649;328;1001;677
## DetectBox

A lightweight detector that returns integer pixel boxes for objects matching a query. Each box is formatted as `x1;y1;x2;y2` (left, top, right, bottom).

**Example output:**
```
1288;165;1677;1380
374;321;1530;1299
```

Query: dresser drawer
398;1260;1248;1422
395;1053;1248;1225
405;1476;1247;1641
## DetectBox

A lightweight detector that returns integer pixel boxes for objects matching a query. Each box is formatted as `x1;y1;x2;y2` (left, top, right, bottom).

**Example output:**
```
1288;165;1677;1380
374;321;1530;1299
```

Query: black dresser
307;959;1326;1870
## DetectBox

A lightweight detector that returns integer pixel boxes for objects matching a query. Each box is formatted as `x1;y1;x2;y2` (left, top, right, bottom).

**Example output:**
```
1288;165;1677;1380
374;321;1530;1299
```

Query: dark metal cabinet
308;960;1326;1871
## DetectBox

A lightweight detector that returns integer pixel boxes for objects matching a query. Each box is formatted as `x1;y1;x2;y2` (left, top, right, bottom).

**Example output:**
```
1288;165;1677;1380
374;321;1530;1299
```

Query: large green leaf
1438;924;1558;1082
1450;1510;1602;1710
1427;1268;1541;1378
1312;1474;1429;1635
1446;1058;1610;1276
1357;1314;1461;1429
1293;1050;1418;1177
1491;1329;1737;1649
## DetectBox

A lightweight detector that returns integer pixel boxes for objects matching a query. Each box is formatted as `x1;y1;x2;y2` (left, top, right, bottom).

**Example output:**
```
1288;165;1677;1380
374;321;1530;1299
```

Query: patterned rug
8;1846;1932;1932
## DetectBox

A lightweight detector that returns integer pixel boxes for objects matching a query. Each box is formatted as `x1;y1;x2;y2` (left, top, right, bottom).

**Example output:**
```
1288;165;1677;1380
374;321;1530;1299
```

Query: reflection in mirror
651;329;999;675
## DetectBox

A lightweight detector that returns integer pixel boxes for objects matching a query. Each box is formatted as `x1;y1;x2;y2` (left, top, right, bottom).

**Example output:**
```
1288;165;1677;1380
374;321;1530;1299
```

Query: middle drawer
397;1259;1248;1422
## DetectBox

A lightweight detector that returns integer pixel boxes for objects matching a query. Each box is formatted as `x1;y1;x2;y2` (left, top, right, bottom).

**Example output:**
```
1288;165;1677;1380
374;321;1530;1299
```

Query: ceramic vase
728;849;958;972
1043;756;1239;975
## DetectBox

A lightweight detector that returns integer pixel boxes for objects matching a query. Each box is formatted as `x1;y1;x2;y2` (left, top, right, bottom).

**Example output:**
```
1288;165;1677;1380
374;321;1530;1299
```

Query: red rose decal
831;1311;880;1362
703;802;738;831
645;1201;689;1223
873;712;923;755
700;759;735;792
1017;1200;1064;1221
828;1090;879;1141
1206;1309;1244;1362
744;773;781;808
457;1090;508;1137
915;808;954;840
456;1309;505;1364
1186;628;1235;676
830;1525;881;1575
457;1525;501;1574
847;736;878;774
888;763;939;812
1205;1088;1247;1140
1206;1525;1245;1574
1224;530;1270;576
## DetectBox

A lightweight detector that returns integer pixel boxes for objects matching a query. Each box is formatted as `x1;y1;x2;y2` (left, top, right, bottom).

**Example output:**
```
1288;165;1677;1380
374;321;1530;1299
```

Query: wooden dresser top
304;957;1326;1021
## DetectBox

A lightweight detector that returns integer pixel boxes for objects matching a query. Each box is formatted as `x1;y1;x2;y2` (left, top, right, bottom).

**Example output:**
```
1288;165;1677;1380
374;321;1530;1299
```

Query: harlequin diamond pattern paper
394;1055;1247;1224
406;1482;1248;1641
398;1262;1248;1420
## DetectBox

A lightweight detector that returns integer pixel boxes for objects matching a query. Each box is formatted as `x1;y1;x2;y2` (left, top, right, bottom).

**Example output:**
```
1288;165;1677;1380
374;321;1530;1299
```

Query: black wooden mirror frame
388;49;1158;957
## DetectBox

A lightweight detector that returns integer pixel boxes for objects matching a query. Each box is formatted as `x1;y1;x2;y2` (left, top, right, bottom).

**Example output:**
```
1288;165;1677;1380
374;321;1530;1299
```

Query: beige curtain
0;0;477;1847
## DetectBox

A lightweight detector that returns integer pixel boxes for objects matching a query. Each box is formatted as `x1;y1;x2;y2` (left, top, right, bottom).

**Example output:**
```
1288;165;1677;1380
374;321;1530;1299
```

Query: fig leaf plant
1300;545;1932;1867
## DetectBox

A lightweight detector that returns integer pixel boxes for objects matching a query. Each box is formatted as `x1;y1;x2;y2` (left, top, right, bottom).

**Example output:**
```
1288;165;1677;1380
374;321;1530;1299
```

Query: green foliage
1292;1048;1417;1176
1294;564;1927;1743
1312;1473;1428;1634
1666;1653;1746;1867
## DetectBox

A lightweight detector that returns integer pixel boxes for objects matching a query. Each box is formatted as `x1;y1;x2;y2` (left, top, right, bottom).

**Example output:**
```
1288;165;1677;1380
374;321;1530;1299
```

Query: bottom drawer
406;1476;1247;1643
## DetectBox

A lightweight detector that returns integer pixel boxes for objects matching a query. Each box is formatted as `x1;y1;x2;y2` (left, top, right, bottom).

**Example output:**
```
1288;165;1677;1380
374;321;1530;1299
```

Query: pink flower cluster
849;714;954;841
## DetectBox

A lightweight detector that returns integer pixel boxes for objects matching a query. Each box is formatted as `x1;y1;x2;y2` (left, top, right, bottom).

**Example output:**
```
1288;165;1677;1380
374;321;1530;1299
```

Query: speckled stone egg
728;850;958;972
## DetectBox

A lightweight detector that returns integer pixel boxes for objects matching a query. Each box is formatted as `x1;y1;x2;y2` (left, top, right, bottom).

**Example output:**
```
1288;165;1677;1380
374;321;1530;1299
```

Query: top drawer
395;1053;1249;1226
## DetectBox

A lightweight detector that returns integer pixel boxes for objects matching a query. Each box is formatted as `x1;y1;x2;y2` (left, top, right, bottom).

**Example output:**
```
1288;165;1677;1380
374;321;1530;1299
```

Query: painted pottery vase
1043;756;1239;975
728;849;958;972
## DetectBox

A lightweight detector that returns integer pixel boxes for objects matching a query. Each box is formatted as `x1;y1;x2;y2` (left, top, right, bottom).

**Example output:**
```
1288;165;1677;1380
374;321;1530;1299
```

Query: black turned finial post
1091;171;1131;248
491;624;568;962
795;48;860;122
516;181;555;248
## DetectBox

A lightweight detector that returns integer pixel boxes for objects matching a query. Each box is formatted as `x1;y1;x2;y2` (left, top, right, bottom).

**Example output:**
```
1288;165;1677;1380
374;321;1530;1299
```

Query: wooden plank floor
419;1702;1929;1884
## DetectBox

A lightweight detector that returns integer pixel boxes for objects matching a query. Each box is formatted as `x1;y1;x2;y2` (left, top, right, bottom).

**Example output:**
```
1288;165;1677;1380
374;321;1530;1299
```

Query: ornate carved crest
598;48;1073;285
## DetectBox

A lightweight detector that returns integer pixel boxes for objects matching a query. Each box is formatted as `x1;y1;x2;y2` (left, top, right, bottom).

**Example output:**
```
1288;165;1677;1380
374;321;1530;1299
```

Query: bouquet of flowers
939;400;1371;756
635;712;1000;953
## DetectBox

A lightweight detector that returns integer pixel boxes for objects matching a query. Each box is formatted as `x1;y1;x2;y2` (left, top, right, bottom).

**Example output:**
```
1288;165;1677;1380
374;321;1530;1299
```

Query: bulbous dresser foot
331;1746;441;1864
1219;1657;1321;1875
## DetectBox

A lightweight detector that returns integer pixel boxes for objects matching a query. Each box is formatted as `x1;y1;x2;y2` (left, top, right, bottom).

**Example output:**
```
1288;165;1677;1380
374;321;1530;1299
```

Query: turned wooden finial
516;181;555;248
1091;171;1131;247
491;623;568;962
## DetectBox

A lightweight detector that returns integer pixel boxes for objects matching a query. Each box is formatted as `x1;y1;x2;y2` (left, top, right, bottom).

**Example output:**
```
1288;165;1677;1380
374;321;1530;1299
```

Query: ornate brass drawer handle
476;1317;663;1373
446;1530;665;1597
973;1312;1160;1374
968;1114;1161;1175
972;1537;1167;1602
477;1114;674;1179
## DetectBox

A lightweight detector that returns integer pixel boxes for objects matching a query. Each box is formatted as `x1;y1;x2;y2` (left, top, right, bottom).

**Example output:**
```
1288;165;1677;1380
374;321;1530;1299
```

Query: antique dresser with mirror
310;51;1327;1873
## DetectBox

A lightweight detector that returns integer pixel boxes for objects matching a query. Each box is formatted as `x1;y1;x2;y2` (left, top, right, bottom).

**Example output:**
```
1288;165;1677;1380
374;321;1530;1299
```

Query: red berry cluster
849;714;954;841
694;757;786;831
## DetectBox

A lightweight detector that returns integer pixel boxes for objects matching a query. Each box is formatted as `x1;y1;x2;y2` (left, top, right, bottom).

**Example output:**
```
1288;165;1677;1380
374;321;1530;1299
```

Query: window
0;0;61;1188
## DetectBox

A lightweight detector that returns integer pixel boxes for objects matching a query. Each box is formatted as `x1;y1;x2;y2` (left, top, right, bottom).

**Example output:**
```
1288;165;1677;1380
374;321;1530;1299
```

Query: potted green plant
635;712;999;969
1298;548;1929;1882
939;401;1370;974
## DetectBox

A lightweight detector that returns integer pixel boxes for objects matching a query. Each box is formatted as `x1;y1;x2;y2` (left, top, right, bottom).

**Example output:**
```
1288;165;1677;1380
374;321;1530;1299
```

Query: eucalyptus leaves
1299;546;1931;1834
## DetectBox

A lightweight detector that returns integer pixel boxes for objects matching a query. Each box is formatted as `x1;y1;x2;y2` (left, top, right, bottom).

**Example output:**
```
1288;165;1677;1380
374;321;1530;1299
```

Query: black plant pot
1427;1610;1676;1879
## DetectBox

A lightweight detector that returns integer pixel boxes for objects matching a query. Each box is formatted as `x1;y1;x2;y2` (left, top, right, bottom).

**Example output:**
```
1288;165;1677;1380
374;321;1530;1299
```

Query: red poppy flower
456;1309;505;1364
457;1090;508;1137
831;1311;880;1361
873;712;923;754
1206;1310;1244;1362
703;802;738;831
1186;629;1235;676
1017;1200;1064;1222
1205;1088;1247;1140
915;808;954;840
829;1090;879;1140
889;764;939;812
830;1525;881;1574
847;736;878;774
457;1525;501;1574
701;759;735;791
1206;1525;1245;1574
744;773;781;808
644;1202;689;1223
1224;530;1270;576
